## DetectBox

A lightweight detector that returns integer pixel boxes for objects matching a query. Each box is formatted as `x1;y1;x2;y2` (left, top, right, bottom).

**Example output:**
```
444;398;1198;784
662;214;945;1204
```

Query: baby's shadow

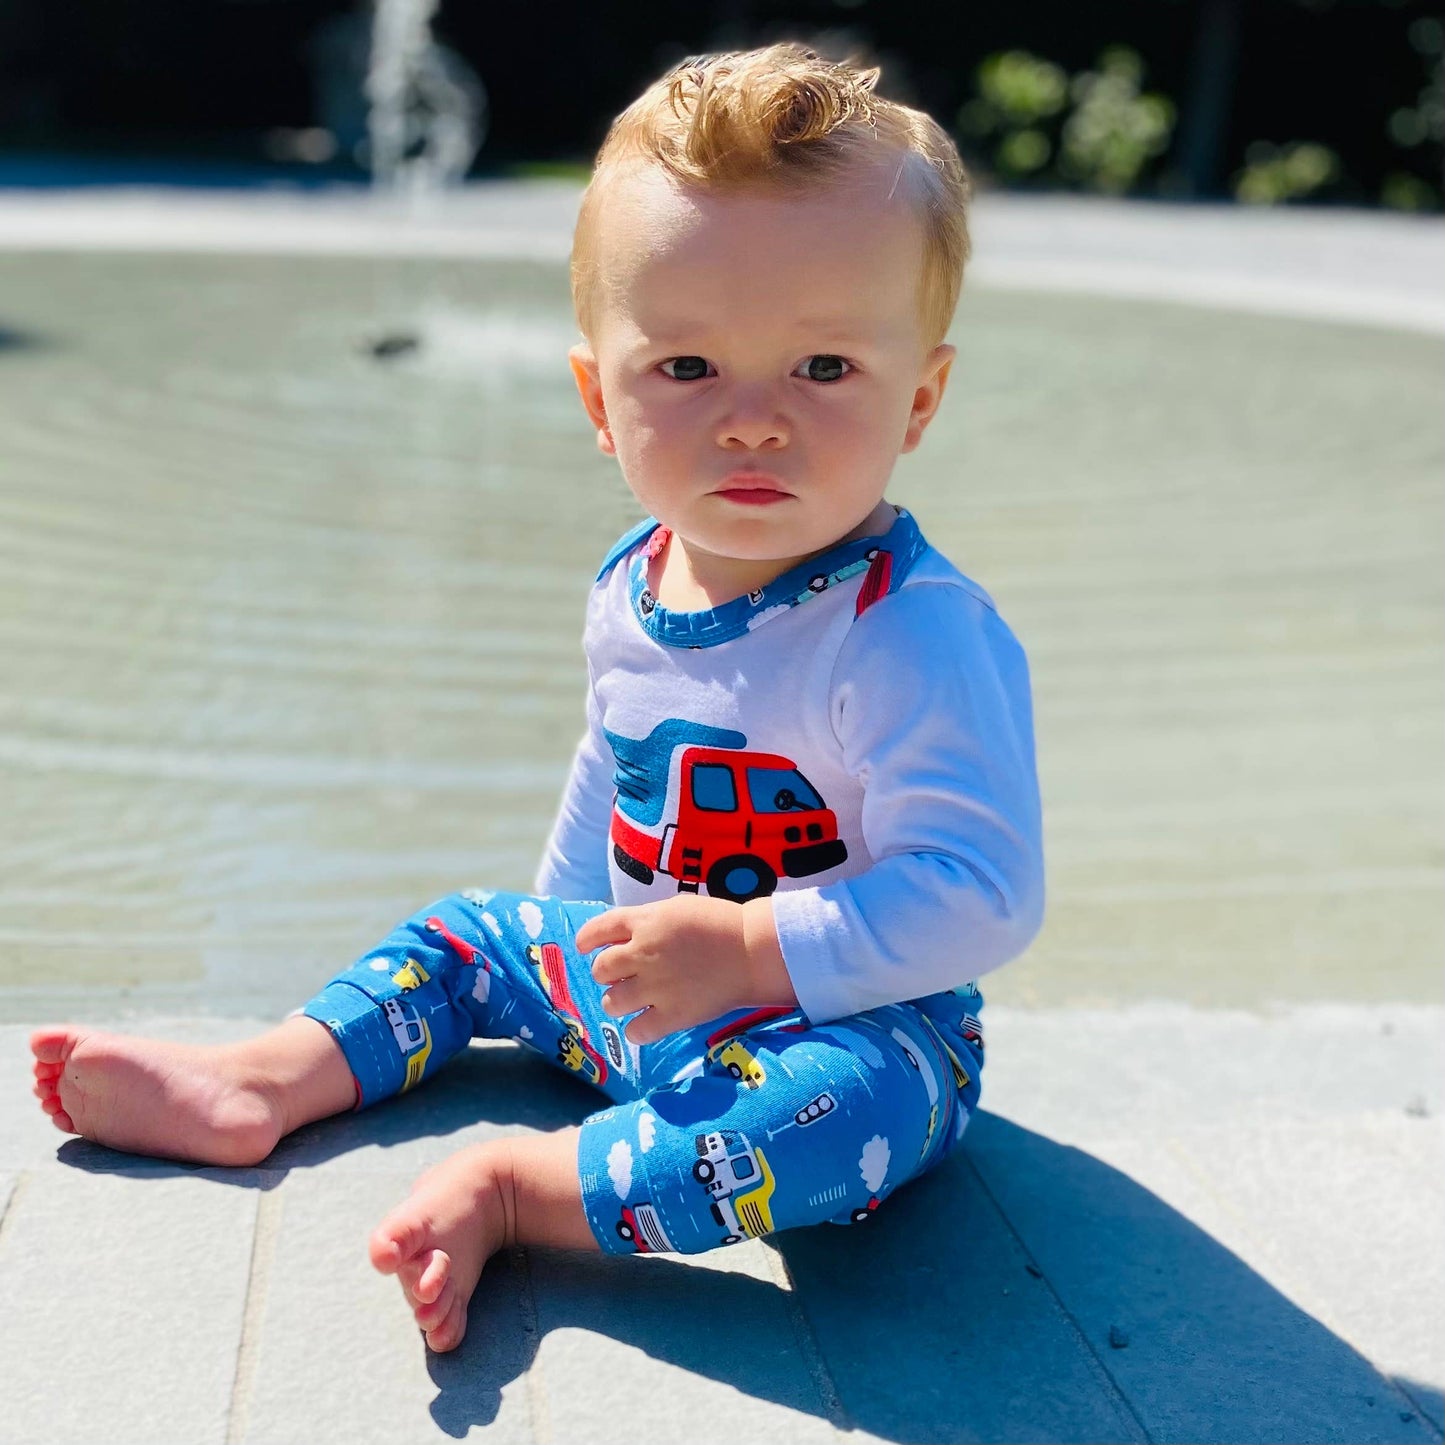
424;1112;1437;1445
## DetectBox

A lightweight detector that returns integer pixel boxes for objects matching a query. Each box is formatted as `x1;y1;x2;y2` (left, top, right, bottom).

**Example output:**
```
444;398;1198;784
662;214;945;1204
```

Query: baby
29;44;1043;1354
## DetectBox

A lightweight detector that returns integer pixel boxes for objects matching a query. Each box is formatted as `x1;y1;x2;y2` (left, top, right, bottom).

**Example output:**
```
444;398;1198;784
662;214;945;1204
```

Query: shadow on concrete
52;1055;1440;1444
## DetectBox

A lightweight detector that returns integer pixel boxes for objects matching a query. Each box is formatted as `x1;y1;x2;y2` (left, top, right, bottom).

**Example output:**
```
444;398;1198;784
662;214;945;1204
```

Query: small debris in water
1400;1411;1415;1423
1108;1326;1129;1349
1404;1094;1430;1118
364;330;421;360
1025;1262;1043;1278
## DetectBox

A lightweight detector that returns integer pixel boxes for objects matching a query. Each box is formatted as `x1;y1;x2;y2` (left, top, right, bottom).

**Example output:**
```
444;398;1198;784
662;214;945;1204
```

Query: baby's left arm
578;582;1044;1040
772;581;1044;1023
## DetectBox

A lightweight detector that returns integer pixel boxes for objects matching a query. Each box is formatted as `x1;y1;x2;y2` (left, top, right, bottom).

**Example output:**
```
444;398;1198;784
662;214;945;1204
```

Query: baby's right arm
534;665;615;903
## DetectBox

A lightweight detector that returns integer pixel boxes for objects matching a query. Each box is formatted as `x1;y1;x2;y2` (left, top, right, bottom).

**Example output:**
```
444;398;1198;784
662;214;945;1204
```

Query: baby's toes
413;1276;455;1330
423;1291;468;1353
368;1208;431;1276
396;1246;450;1306
410;1248;451;1305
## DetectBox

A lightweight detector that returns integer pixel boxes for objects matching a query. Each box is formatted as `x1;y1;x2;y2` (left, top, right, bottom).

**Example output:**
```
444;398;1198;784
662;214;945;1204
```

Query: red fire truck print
608;736;848;903
525;941;609;1085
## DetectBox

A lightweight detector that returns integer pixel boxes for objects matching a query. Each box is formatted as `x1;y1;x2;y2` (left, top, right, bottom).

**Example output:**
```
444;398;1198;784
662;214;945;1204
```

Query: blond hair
571;43;971;348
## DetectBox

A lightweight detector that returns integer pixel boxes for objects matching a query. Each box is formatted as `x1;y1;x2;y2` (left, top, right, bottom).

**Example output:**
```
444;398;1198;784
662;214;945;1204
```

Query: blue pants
303;889;984;1255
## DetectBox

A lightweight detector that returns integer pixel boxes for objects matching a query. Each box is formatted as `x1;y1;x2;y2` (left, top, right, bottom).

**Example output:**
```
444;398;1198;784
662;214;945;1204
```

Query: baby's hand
575;895;794;1044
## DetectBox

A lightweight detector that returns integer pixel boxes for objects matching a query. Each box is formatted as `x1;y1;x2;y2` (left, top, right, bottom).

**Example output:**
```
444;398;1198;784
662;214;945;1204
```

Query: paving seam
1391;1380;1445;1442
225;1173;285;1445
0;1168;29;1252
760;1239;851;1434
516;1248;552;1445
962;1152;1154;1445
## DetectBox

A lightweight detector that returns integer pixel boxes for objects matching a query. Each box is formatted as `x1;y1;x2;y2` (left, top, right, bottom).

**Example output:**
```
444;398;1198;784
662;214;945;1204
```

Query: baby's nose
717;411;789;450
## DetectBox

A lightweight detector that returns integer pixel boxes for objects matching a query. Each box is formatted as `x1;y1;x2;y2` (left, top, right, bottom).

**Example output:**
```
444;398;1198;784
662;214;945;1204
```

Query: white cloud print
637;1112;657;1153
481;912;503;940
608;1139;634;1199
517;900;544;940
859;1135;891;1194
471;970;490;1005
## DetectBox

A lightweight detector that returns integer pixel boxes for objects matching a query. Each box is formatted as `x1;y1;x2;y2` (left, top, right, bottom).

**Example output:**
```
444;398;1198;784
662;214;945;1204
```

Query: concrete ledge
2;1006;1441;1444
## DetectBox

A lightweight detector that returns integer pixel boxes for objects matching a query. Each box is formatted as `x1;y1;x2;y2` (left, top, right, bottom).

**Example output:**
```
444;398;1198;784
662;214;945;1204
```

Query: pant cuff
302;981;408;1109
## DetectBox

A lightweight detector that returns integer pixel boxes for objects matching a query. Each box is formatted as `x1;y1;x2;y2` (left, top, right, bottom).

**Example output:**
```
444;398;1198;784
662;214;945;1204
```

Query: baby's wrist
740;898;796;1008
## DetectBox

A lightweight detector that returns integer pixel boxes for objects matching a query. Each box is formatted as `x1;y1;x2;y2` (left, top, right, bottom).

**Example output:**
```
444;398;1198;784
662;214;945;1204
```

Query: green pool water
0;250;1439;1019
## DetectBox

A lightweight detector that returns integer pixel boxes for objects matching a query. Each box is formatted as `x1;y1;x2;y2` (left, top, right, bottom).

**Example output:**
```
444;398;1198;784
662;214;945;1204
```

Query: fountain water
365;0;486;192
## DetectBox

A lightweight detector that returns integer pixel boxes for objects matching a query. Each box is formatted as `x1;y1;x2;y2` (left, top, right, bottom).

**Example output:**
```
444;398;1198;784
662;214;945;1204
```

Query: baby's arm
772;581;1044;1023
534;659;616;904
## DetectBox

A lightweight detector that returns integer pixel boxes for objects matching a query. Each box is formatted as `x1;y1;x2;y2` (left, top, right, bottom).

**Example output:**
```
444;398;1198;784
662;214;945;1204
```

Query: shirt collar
627;507;926;648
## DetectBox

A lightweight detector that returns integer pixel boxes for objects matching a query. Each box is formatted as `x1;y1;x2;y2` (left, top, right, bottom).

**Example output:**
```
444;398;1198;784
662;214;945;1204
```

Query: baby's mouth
714;472;792;499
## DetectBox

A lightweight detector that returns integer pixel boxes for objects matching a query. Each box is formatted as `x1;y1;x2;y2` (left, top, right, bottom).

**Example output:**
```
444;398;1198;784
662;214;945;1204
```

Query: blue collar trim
622;508;927;649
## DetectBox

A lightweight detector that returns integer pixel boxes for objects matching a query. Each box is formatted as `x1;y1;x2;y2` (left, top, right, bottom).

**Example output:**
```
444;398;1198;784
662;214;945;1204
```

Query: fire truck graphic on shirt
605;719;847;903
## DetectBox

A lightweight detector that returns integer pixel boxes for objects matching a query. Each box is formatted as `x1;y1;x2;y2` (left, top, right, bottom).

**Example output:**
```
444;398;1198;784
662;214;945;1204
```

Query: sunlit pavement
1;1008;1440;1444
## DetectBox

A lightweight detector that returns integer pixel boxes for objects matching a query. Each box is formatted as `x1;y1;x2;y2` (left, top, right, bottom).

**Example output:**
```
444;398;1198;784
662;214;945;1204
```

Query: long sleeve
769;582;1045;1024
534;664;617;903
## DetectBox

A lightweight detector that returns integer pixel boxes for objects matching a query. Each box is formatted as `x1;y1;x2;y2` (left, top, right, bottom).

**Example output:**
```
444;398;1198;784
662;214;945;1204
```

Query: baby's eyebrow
637;320;876;348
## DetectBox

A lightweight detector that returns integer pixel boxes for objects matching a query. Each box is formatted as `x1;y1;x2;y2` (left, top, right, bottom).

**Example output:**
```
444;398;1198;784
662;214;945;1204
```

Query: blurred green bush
959;46;1176;195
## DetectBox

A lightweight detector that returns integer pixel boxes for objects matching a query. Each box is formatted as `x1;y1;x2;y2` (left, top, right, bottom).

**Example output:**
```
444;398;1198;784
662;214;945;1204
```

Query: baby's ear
569;343;615;457
901;343;956;454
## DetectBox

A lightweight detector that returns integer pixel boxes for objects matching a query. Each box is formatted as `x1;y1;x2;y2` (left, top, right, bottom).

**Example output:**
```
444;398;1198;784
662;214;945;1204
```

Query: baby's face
571;157;954;570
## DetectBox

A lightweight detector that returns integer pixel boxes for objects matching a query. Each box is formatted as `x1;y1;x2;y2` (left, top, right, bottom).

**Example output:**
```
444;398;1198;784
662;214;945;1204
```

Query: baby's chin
684;502;887;560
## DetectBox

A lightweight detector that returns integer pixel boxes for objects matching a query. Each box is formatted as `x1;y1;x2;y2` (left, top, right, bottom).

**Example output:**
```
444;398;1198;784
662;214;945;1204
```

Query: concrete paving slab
0;1166;257;1445
1089;1117;1445;1434
3;1008;1441;1443
238;1168;537;1445
524;1242;843;1445
779;1150;1147;1444
966;1112;1438;1444
980;1005;1444;1136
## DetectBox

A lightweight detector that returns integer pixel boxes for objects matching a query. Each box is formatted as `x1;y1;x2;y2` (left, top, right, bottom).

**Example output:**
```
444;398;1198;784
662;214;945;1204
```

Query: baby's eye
660;356;713;381
794;355;851;383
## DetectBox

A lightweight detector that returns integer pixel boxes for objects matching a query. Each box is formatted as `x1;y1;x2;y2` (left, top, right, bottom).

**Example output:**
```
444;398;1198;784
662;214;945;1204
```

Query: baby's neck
651;501;897;612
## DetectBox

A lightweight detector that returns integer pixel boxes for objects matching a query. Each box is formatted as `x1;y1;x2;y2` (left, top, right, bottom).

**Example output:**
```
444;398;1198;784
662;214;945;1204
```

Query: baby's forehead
595;153;918;244
590;158;928;316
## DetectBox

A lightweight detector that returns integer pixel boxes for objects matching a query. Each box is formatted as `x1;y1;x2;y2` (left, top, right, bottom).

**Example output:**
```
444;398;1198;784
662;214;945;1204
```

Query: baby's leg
29;887;610;1166
369;1128;595;1352
30;1015;354;1166
576;1002;976;1255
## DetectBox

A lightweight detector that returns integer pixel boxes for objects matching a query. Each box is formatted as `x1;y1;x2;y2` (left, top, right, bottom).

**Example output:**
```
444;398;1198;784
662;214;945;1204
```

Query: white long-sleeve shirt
535;507;1044;1025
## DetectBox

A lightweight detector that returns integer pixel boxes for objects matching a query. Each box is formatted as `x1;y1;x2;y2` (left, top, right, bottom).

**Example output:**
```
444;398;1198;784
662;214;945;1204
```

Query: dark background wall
0;0;1439;206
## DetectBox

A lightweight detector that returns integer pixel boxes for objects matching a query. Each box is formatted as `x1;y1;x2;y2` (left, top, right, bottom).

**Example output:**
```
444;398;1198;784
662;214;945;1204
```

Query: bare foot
29;1017;352;1166
369;1141;519;1353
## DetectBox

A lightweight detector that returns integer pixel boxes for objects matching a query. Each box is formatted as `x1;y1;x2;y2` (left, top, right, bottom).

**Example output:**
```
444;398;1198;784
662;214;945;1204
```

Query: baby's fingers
623;1007;672;1046
599;975;646;1017
576;908;632;956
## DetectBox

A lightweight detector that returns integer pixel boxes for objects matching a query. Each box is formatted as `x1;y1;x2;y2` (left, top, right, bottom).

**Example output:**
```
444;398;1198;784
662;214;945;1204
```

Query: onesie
302;507;1043;1254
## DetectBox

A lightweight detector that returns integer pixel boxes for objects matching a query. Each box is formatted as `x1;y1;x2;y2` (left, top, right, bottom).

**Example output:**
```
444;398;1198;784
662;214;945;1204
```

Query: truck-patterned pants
302;889;984;1256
